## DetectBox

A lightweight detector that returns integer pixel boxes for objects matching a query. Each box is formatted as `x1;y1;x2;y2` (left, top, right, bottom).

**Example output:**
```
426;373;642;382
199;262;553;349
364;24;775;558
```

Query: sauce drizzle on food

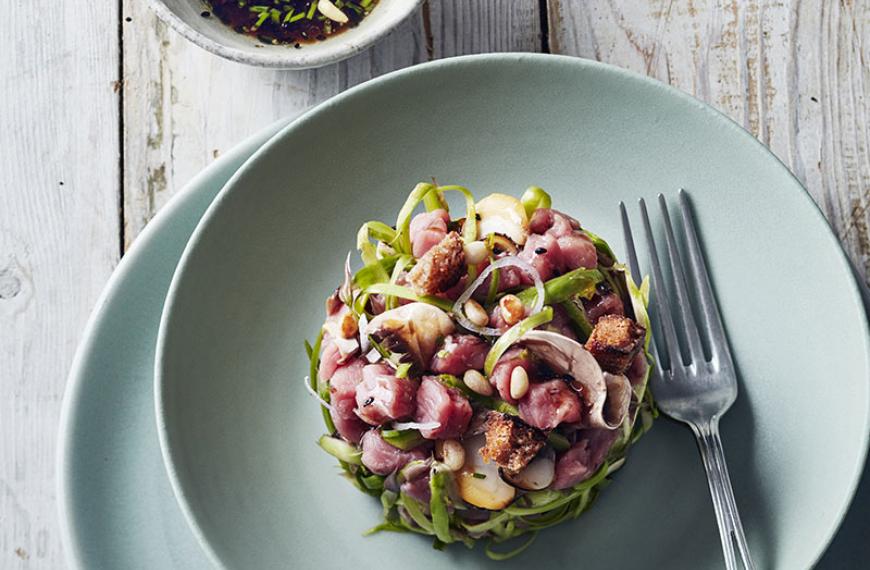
203;0;379;46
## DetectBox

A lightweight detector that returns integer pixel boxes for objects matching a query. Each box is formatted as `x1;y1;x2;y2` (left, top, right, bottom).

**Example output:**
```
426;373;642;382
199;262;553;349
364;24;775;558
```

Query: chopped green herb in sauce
203;0;379;46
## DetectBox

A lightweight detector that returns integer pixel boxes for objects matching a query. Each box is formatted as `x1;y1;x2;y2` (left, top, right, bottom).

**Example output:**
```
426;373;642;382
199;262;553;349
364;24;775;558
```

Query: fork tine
678;190;733;365
619;202;642;286
639;198;684;370
620;202;664;376
658;194;706;363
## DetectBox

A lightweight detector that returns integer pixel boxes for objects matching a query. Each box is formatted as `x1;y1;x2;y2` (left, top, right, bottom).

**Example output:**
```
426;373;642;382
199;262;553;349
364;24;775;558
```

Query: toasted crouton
480;413;546;473
406;231;465;295
585;314;645;374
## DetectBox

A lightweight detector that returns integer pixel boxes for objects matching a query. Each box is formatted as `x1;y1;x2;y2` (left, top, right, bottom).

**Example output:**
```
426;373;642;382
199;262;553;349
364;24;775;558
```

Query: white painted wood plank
548;0;870;281
122;0;543;247
0;1;121;568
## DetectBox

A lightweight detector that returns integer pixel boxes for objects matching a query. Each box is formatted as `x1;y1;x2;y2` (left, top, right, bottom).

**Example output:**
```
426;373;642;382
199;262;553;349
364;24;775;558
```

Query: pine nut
463;369;493;396
463;240;489;265
509;366;530;400
339;312;358;339
463;299;489;328
436;439;466;472
499;294;524;326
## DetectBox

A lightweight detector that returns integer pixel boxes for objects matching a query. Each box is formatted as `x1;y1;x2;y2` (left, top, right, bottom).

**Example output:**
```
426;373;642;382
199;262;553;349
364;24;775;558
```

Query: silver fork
620;191;756;570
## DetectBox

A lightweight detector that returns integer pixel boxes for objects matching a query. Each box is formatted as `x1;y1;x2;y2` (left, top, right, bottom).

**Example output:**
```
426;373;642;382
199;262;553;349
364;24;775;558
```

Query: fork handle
691;420;756;570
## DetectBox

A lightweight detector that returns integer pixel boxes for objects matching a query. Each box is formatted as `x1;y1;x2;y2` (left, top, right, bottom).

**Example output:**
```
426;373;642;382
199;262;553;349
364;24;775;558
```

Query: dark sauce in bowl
203;0;379;46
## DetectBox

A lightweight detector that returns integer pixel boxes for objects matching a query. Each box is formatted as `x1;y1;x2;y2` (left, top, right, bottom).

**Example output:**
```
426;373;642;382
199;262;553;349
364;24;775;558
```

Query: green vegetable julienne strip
516;267;604;306
436;185;477;244
353;255;399;290
385;255;413;310
452;532;477;549
364;283;454;312
357;222;396;270
484;532;538;561
368;221;398;243
359;473;385;492
433;374;472;396
309;330;324;394
492;518;516;540
484;307;554;376
485;266;500;305
321;403;336;434
363;521;409;536
429;469;453;543
560;299;592;340
503;489;580;517
504;462;609;516
318;436;362;465
353;256;409;314
487;399;519;415
394;182;436;254
461;512;510;533
522;489;563;507
484;233;500;304
571;489;594;519
423;187;448;212
400;495;434;533
381;428;426;450
547;431;571;451
572;460;611;491
621;270;656;440
308;330;336;433
627;273;652;351
583;227;616;266
434;375;519;415
520;186;552;218
521;504;573;530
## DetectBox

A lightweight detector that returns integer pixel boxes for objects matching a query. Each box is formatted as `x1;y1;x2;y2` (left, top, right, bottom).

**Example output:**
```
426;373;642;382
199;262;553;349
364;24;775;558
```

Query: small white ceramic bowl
148;0;422;69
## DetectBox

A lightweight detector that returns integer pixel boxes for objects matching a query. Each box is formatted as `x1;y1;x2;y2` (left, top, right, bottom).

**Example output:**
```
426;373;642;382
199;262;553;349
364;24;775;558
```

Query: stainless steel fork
620;191;756;570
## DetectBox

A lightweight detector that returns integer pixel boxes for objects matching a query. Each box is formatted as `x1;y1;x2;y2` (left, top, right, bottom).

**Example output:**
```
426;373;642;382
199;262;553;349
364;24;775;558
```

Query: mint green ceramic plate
57;118;292;569
157;54;870;570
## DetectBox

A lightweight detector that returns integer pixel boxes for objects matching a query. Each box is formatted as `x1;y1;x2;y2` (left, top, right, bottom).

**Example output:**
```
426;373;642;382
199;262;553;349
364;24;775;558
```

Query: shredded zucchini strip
484;306;554;376
363;283;454;312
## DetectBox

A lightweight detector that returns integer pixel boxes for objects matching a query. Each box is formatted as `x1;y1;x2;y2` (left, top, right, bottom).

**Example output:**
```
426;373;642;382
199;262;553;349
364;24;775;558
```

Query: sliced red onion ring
303;376;333;410
392;420;441;431
452;255;545;336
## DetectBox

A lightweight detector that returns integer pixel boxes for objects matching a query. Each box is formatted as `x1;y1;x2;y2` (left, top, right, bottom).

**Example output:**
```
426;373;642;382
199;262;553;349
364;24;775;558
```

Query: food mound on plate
305;183;656;559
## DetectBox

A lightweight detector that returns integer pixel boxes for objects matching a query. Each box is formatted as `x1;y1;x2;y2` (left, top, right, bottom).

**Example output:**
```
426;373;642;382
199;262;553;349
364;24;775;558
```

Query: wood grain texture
548;0;870;281
5;2;868;568
0;1;121;568
121;0;542;247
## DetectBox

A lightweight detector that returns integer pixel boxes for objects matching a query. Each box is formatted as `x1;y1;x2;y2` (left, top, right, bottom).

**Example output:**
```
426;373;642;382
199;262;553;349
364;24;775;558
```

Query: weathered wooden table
1;1;867;567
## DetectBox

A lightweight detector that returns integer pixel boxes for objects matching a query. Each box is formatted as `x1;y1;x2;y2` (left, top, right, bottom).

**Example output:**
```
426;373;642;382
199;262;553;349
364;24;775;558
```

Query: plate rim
55;117;293;569
155;52;870;570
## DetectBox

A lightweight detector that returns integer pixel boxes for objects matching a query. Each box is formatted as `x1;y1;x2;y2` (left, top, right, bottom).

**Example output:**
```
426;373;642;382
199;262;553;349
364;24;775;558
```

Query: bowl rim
145;0;424;69
155;52;870;569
